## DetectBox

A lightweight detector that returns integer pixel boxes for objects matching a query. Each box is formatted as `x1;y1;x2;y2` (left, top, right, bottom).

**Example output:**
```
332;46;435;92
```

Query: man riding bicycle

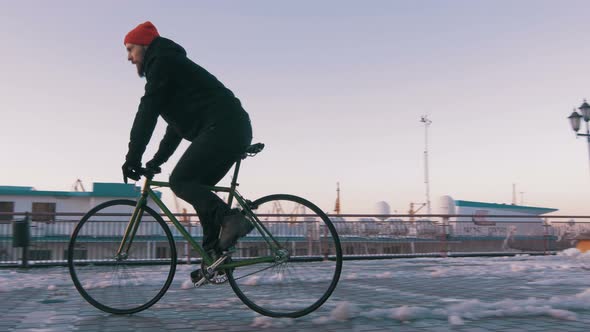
121;21;254;280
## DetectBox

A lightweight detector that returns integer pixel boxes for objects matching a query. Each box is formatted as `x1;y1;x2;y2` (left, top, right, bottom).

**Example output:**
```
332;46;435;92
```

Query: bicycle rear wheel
68;199;177;314
227;194;342;318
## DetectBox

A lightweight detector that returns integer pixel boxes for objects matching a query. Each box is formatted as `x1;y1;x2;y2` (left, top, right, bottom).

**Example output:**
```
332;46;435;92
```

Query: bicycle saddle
242;143;265;159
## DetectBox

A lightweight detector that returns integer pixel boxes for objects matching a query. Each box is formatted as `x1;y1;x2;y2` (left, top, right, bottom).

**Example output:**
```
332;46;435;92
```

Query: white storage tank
374;201;391;220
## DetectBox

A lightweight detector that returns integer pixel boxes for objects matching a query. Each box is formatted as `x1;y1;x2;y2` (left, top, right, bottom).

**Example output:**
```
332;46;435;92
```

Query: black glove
145;159;162;174
122;160;141;184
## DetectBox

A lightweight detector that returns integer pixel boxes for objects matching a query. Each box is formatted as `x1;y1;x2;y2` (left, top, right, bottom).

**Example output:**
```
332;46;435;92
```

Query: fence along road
1;212;588;267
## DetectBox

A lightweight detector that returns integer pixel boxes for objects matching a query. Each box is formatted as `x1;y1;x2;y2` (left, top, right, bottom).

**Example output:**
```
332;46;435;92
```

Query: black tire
227;194;342;318
68;199;177;314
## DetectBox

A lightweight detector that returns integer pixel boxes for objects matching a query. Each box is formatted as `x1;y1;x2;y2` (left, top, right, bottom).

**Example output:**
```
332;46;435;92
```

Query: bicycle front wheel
227;194;342;318
68;199;177;314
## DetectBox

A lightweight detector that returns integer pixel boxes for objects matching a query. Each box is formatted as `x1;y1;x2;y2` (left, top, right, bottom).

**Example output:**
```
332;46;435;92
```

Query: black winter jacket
126;37;248;165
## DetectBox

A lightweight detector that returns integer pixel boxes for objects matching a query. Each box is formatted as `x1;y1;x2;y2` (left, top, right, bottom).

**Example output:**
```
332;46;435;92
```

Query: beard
136;62;144;78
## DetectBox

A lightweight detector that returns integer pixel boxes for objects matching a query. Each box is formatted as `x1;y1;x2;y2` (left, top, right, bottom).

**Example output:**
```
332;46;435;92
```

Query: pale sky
2;0;590;215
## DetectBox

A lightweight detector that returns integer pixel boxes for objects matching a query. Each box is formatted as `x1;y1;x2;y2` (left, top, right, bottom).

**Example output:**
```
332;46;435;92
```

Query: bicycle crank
194;254;230;287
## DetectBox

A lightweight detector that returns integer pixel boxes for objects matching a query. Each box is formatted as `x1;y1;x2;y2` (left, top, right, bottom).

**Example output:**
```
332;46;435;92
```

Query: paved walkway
2;255;590;331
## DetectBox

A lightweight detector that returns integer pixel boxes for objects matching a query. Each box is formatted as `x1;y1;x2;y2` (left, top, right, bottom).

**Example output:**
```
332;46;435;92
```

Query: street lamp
420;115;432;215
568;100;590;174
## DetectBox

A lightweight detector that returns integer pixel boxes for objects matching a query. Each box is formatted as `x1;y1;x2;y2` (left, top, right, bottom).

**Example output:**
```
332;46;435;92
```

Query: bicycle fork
116;191;150;260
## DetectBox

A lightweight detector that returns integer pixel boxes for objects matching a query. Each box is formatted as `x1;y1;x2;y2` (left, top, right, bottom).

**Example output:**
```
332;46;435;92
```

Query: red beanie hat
124;21;160;46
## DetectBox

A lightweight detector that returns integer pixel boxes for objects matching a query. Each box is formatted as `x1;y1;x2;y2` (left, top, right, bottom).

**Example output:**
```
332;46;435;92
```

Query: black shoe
190;249;221;284
190;269;204;284
218;211;254;251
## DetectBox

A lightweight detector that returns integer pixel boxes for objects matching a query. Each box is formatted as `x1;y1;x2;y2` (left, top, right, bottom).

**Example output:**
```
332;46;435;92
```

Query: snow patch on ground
180;280;193;289
3;248;590;328
250;316;294;328
251;316;273;328
363;306;436;322
356;288;590;325
448;315;464;325
343;273;358;280
330;301;356;321
243;276;260;286
313;302;358;324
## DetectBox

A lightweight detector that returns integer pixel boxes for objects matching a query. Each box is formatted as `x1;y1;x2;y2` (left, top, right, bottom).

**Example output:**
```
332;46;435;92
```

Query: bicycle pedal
194;278;208;288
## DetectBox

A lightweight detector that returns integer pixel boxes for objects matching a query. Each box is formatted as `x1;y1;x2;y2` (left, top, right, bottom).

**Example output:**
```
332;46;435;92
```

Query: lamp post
420;115;432;215
568;100;590;175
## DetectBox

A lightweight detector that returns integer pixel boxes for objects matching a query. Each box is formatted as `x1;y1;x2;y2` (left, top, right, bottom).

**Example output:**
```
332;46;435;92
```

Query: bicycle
67;143;343;318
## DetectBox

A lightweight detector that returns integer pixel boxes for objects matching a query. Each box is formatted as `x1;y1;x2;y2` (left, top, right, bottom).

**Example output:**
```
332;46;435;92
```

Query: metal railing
1;212;587;267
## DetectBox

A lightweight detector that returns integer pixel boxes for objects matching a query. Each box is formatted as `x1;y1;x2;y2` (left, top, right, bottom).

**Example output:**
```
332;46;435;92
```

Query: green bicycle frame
115;162;283;269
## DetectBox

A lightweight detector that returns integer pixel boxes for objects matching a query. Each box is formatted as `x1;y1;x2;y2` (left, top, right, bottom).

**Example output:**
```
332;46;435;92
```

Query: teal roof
454;200;557;214
92;183;140;197
0;183;161;199
0;186;34;192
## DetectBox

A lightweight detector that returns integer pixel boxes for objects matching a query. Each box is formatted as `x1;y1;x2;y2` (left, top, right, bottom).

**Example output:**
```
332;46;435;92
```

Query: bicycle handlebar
138;166;161;179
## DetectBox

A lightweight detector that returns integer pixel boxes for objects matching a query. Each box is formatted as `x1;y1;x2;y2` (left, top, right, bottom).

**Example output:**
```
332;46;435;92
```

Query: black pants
169;114;252;251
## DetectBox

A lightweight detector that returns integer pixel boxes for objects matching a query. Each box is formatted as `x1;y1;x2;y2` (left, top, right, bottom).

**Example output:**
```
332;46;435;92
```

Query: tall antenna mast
420;116;432;215
512;183;517;205
334;182;341;215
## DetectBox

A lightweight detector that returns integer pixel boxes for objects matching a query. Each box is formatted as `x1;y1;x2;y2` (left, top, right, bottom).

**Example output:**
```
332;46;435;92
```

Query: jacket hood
142;37;187;74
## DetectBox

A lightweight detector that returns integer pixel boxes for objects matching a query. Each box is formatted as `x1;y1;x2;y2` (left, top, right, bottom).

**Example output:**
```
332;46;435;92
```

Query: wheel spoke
68;200;177;314
228;194;342;317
